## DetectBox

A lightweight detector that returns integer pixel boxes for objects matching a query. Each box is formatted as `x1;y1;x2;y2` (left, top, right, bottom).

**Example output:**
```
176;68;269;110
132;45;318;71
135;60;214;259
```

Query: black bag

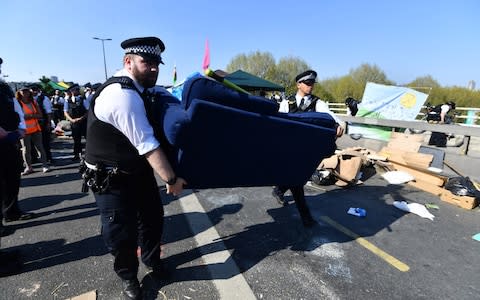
444;177;479;197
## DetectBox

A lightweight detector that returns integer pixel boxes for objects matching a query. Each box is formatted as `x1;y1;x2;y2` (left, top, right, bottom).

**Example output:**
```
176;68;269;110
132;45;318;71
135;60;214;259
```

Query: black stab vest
0;81;20;131
67;96;87;118
85;76;167;173
287;94;318;113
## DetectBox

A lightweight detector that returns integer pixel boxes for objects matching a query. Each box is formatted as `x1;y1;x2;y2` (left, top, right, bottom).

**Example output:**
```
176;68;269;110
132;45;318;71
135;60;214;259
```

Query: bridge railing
328;103;480;125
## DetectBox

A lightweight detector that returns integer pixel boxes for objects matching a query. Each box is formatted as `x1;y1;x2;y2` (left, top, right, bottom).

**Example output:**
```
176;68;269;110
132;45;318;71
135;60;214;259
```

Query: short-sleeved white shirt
13;99;26;130
93;69;160;155
36;95;52;114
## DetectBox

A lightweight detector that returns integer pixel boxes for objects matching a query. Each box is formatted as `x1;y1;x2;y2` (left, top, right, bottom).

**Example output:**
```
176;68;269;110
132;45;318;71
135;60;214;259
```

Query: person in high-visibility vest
15;88;50;174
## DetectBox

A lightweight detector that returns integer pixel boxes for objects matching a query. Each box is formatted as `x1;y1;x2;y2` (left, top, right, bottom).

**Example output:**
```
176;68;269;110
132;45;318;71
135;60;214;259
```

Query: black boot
272;188;288;206
121;278;142;300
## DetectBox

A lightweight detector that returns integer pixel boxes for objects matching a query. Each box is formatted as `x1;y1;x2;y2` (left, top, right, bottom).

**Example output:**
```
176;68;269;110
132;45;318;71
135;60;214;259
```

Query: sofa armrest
181;76;279;114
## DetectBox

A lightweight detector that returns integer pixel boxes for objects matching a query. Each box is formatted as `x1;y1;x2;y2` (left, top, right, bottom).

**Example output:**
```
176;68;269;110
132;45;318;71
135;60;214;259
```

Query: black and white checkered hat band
297;73;316;83
125;44;163;59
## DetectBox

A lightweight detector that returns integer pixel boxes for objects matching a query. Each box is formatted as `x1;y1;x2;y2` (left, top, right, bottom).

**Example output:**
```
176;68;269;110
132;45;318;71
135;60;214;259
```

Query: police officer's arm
144;147;186;196
315;100;344;138
95;86;186;195
63;101;78;123
42;96;53;128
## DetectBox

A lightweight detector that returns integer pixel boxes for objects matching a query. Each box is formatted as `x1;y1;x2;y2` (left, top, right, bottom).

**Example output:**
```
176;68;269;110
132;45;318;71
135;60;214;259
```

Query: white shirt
35;94;52;114
13;98;26;130
51;95;65;106
94;69;160;155
279;93;343;125
63;95;89;112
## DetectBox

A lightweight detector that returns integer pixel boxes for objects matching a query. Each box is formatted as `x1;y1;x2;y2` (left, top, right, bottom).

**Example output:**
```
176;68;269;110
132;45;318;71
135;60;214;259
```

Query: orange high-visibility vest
19;100;42;135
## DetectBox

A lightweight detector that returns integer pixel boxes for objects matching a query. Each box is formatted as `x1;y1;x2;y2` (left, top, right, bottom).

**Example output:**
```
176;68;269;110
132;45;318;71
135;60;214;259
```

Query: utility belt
79;160;130;194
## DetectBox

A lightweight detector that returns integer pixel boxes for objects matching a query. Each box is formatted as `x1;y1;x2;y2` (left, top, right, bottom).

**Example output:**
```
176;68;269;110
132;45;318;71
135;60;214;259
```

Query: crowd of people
0;57;102;279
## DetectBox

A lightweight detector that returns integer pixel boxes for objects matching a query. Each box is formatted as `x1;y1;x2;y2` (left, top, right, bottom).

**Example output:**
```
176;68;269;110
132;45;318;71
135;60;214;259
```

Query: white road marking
178;191;256;300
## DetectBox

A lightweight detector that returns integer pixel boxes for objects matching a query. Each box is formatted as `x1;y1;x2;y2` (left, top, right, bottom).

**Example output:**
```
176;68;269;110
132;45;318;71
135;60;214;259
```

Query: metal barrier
328;103;480;125
340;115;480;155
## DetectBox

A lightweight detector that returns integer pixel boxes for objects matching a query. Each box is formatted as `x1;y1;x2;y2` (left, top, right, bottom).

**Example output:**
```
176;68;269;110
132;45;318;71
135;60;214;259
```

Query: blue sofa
158;76;337;189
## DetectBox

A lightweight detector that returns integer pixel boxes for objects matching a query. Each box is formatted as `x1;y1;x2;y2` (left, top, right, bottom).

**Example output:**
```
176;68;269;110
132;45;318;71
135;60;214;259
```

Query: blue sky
1;0;478;88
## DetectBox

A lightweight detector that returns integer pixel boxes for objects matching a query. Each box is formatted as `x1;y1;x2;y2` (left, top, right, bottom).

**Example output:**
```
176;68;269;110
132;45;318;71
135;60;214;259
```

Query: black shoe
72;155;80;161
0;226;15;237
272;190;288;206
0;250;22;277
4;212;36;222
121;278;142;300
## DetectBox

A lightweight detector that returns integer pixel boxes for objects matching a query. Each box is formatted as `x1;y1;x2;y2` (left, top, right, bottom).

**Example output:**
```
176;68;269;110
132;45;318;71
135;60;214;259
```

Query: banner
348;82;429;141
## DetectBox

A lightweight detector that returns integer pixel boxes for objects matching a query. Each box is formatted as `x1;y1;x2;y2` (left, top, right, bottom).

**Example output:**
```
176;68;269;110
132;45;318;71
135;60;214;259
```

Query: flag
173;65;177;86
202;39;210;70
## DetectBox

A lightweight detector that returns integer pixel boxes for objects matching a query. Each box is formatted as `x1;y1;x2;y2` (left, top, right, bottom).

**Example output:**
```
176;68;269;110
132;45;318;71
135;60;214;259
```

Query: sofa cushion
181;76;279;115
164;98;337;189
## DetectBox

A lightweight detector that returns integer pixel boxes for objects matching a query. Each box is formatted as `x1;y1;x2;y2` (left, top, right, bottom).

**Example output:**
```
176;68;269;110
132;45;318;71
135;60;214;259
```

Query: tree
349;63;394;86
406;75;440;89
275;56;310;96
226;51;276;79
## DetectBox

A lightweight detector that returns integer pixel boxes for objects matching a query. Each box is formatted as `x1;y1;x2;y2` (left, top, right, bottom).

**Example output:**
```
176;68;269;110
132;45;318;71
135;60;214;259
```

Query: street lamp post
93;37;112;81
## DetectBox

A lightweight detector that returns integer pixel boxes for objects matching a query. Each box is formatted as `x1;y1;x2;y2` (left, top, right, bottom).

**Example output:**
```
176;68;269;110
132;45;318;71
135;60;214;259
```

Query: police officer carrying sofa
84;37;186;299
274;70;344;227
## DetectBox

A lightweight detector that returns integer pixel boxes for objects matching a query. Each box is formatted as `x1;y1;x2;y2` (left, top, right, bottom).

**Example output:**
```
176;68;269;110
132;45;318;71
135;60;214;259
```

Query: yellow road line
320;216;410;272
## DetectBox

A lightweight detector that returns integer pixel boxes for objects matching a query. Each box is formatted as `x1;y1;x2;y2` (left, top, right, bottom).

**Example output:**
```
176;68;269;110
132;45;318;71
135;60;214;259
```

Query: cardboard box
390;162;447;187
408;180;444;196
440;189;478;209
381;147;433;169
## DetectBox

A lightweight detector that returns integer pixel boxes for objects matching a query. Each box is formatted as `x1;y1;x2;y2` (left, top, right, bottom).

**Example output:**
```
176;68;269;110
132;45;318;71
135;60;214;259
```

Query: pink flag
202;39;210;70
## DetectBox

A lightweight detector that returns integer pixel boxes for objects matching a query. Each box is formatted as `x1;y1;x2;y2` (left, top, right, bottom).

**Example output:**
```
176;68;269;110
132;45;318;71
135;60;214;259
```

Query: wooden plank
67;290;97;300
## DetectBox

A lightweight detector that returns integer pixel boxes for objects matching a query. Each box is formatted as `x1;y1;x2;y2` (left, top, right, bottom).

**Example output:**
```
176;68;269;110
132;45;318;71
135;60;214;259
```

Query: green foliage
226;51;276;79
225;53;480;108
226;51;310;96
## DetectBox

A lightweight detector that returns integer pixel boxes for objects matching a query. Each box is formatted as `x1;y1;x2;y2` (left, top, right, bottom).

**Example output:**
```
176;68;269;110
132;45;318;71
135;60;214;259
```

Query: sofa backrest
181;76;279;115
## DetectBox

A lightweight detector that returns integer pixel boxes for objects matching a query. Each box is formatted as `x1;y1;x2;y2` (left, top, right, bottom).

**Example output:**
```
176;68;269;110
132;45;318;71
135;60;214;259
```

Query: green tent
225;70;284;92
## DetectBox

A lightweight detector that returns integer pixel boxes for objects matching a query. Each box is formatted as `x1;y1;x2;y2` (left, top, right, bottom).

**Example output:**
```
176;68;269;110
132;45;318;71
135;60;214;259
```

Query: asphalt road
1;138;479;299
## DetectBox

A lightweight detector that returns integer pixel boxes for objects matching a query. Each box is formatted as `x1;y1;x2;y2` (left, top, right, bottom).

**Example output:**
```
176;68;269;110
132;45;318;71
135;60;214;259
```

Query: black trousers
71;121;86;156
273;185;313;223
0;143;23;220
93;168;164;280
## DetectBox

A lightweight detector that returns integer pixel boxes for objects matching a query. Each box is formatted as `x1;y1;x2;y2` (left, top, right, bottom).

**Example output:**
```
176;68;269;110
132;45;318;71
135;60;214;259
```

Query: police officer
84;37;186;299
51;89;65;126
1;57;36;276
273;70;344;227
64;84;87;161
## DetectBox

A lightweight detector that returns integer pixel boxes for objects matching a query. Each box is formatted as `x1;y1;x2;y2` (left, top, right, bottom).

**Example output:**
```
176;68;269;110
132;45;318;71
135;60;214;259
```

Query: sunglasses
302;80;315;86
